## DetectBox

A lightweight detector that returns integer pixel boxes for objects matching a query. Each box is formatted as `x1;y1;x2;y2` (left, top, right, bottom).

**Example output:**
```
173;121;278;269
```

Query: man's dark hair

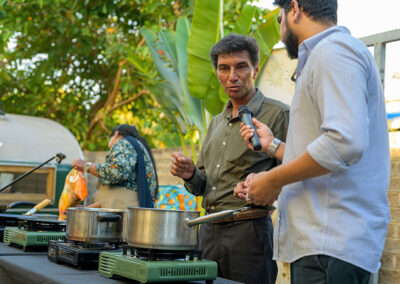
273;0;337;25
210;33;259;70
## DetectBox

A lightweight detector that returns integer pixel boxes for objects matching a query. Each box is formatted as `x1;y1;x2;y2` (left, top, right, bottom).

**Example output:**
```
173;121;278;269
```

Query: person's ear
253;66;259;80
290;0;301;22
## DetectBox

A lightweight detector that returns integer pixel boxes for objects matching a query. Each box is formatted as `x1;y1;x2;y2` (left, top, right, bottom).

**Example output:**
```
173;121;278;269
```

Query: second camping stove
48;239;122;269
3;217;66;251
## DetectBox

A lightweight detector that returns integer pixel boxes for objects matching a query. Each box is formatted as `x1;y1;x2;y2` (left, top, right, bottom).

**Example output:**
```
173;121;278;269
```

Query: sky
257;0;400;106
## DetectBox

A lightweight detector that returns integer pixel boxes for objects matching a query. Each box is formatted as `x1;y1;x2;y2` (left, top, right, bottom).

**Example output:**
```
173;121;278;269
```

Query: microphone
238;105;262;151
55;153;66;164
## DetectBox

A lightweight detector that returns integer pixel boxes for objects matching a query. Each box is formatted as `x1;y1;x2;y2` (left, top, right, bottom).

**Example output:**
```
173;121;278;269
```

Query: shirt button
222;141;226;146
212;186;216;190
216;164;220;168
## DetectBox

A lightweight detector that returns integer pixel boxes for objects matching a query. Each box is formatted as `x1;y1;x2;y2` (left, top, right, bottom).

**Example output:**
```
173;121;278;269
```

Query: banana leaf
158;30;178;72
233;5;257;34
141;28;182;100
187;0;222;100
175;17;204;133
147;84;188;134
142;28;192;127
254;8;281;73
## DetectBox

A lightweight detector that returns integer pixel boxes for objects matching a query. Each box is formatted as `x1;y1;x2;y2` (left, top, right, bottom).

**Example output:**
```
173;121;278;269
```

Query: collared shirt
275;26;391;273
96;138;158;199
185;90;289;212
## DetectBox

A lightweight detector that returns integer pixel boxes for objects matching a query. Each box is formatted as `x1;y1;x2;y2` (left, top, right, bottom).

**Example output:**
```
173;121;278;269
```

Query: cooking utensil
24;199;52;216
126;205;276;250
66;207;125;243
0;201;37;213
126;207;236;250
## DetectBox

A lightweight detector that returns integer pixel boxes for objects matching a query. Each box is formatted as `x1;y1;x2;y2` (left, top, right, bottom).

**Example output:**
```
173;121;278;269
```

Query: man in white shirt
234;1;390;283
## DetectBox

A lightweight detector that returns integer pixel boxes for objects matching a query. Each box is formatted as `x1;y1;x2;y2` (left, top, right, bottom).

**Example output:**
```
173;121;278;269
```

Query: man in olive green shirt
170;34;289;284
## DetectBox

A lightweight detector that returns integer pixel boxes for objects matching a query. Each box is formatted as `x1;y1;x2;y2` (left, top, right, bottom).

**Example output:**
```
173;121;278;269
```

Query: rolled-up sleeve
307;41;370;171
184;166;207;196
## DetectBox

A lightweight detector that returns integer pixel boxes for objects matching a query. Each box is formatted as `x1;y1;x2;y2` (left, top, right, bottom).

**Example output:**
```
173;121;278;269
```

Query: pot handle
97;213;121;222
185;209;235;227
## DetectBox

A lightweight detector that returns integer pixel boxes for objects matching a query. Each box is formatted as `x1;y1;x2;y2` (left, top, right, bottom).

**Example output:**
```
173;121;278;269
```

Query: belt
210;207;270;224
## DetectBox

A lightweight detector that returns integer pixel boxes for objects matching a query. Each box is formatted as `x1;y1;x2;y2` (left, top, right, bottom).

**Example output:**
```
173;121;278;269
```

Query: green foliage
0;0;192;150
0;0;280;152
187;0;281;116
141;18;205;159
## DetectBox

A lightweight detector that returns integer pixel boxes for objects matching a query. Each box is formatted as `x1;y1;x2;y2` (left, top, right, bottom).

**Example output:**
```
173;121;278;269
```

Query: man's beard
282;21;299;59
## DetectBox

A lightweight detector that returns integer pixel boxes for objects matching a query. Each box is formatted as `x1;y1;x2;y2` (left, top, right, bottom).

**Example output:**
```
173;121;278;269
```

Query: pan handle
185;210;235;227
24;199;51;216
97;213;121;222
8;201;37;209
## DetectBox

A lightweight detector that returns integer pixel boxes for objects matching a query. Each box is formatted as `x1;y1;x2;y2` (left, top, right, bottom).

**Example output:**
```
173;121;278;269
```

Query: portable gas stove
99;245;218;283
0;214;21;241
3;217;66;251
48;240;122;269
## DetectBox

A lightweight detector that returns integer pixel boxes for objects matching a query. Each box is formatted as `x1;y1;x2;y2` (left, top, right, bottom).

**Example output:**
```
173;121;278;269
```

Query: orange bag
58;169;88;220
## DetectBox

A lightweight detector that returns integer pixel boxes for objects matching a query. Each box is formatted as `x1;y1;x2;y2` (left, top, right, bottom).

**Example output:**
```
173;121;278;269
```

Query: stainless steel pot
66;207;125;243
126;207;235;250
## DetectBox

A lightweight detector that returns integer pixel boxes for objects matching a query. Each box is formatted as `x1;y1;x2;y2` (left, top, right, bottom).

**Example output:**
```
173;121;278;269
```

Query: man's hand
72;158;86;172
170;152;195;180
246;171;282;206
234;173;255;201
240;117;274;152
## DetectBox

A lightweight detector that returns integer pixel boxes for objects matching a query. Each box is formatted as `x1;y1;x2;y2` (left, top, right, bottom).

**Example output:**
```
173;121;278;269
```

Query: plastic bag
58;169;88;220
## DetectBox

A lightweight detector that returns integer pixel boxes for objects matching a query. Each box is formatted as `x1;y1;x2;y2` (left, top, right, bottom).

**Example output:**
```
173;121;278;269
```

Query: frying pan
0;199;56;230
0;201;37;213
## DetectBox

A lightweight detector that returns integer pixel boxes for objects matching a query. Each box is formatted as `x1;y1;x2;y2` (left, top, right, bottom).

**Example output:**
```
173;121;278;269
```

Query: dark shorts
199;216;277;284
290;255;371;284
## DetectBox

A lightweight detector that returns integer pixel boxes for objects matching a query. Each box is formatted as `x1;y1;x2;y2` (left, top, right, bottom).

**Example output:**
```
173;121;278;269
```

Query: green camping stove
99;246;218;283
3;217;66;251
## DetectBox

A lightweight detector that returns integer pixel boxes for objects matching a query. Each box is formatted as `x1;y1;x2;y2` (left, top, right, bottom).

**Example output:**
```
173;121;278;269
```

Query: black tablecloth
0;243;242;284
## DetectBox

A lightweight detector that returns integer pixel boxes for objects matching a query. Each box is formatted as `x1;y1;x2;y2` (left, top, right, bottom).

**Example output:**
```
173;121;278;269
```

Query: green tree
0;0;192;150
0;0;280;153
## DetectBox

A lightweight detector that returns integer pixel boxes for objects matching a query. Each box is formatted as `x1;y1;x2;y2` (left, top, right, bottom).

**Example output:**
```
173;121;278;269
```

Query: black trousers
290;255;371;284
199;216;277;284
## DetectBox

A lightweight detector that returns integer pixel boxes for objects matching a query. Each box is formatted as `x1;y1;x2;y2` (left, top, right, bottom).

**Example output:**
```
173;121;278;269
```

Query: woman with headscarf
72;124;158;209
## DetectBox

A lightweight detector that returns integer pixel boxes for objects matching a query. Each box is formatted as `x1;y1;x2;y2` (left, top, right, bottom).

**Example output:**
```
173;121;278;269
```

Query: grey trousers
290;255;371;284
199;216;277;284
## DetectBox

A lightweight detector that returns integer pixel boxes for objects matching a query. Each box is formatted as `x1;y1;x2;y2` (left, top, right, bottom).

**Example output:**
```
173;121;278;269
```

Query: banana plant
140;18;203;161
140;1;281;159
187;0;281;115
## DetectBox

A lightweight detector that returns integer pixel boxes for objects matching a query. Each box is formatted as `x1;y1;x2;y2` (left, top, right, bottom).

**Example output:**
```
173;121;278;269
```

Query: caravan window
0;164;55;203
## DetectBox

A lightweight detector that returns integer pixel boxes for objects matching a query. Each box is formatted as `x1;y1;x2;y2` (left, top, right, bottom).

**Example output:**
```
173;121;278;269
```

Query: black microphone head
55;153;66;164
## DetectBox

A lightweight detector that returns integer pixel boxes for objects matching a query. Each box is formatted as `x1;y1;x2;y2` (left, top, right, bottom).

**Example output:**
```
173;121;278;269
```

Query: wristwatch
83;162;92;173
267;138;281;158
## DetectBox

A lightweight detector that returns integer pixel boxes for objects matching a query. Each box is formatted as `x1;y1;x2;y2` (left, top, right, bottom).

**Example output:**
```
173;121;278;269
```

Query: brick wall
380;146;400;283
